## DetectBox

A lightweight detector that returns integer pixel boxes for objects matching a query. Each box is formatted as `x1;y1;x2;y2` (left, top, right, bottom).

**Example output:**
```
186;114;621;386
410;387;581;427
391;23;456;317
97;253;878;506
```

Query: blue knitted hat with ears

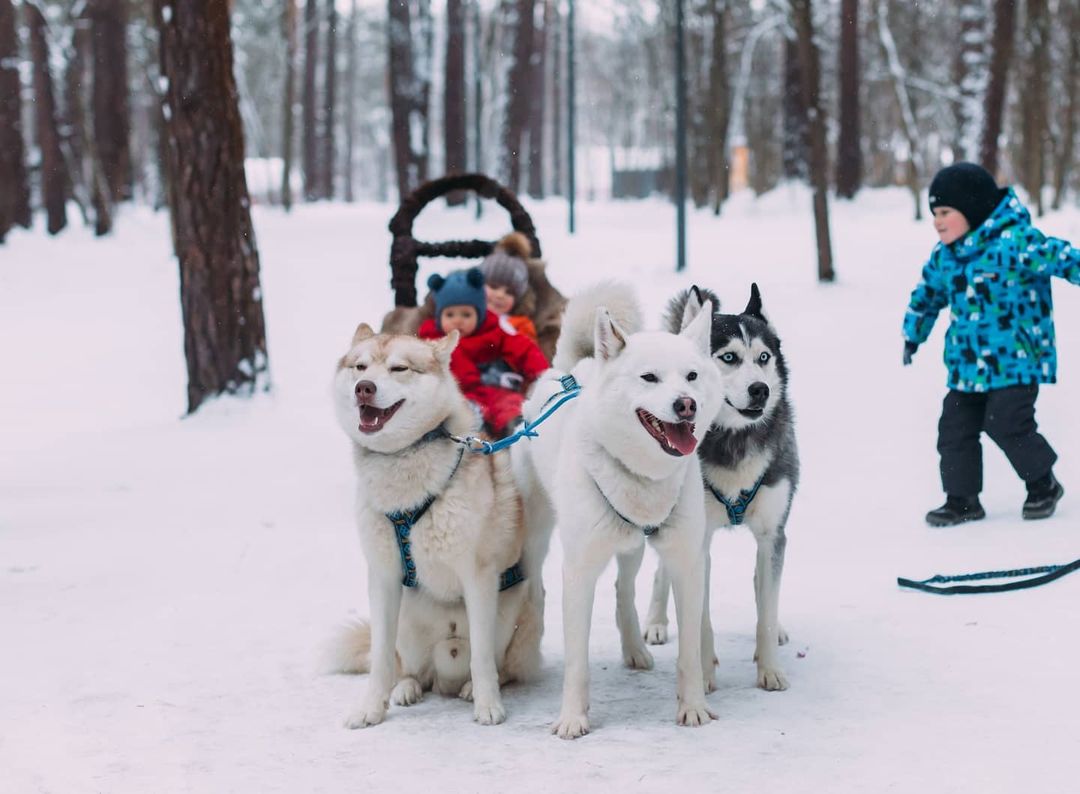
428;267;487;331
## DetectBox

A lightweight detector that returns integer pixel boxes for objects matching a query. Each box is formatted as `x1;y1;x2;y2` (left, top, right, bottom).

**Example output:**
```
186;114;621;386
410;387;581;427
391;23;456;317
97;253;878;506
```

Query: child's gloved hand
498;372;525;391
903;341;918;366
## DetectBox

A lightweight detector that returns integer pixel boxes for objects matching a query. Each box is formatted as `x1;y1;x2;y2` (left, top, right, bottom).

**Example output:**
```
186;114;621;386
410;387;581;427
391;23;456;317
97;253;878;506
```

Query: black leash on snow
897;557;1080;595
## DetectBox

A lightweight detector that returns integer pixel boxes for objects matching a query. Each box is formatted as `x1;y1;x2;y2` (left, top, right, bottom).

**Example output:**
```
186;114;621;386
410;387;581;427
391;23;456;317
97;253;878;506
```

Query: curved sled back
388;173;543;308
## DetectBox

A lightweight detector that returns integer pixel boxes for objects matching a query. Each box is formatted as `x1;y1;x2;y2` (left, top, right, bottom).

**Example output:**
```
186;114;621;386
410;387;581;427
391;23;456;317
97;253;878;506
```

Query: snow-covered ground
2;187;1078;793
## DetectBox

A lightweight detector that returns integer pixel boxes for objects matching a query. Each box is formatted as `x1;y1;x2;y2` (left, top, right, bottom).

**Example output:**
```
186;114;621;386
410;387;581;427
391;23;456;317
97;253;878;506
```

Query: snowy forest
3;0;1079;226
4;3;1080;790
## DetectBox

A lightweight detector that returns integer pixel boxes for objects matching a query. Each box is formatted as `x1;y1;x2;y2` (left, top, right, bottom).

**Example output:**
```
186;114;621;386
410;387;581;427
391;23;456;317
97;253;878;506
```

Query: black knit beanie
928;162;1005;231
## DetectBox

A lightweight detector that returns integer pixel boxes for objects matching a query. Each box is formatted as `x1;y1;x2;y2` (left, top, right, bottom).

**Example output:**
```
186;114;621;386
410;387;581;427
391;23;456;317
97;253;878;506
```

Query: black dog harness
592;476;676;537
384;446;524;592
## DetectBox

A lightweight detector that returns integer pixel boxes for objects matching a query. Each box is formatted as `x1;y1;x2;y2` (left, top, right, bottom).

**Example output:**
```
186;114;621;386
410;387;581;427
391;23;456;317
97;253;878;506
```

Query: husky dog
329;324;542;728
512;282;723;739
642;284;799;692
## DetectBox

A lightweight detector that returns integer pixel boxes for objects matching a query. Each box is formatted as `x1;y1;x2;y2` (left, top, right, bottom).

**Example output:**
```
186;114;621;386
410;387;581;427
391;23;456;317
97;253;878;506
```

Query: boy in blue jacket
903;162;1080;526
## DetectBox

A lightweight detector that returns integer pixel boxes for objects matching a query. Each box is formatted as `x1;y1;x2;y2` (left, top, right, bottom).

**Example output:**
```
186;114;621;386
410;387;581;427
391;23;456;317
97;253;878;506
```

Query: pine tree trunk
979;0;1016;176
343;0;357;202
876;0;922;220
792;0;834;282
0;0;31;240
834;0;861;199
503;0;534;192
1051;0;1079;210
414;0;432;184
90;0;131;203
155;0;270;415
321;0;337;199
526;0;546;199
707;0;729;214
444;0;467;204
953;0;985;161
782;36;808;181
1021;0;1049;215
549;0;561;196
388;0;417;198
302;0;319;200
26;1;68;235
281;0;297;210
688;5;710;209
66;11;112;235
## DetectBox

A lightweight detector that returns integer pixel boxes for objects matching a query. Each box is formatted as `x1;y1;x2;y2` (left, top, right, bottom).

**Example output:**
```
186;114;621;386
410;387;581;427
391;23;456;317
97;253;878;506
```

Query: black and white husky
642;284;799;692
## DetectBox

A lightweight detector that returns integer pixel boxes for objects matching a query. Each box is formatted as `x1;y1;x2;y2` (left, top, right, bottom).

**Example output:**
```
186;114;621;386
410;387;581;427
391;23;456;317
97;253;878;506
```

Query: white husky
512;283;723;739
329;324;542;728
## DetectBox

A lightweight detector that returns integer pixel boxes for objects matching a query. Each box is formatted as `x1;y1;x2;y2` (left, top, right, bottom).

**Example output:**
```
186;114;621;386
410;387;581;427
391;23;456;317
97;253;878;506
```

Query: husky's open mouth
357;399;404;433
636;408;697;456
726;398;764;420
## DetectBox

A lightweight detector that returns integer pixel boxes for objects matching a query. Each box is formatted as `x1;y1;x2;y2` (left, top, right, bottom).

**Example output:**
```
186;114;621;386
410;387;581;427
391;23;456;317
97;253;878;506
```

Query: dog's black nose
355;380;377;401
673;396;696;419
748;382;770;405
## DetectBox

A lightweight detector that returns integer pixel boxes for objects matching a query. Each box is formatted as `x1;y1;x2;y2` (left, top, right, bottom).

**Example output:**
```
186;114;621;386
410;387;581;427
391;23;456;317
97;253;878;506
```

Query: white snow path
1;190;1078;793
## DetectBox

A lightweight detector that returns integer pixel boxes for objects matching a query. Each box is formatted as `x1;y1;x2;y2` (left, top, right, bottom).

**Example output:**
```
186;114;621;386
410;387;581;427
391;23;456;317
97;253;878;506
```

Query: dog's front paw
676;701;717;727
623;643;654;670
704;671;718;694
551;713;590;740
343;702;387;729
391;677;424;706
473;698;506;725
643;623;668;645
757;666;789;691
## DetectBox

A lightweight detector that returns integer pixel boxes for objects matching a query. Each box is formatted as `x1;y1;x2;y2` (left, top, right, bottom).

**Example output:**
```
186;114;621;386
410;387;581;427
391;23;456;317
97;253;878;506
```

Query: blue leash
898;558;1080;595
449;374;582;455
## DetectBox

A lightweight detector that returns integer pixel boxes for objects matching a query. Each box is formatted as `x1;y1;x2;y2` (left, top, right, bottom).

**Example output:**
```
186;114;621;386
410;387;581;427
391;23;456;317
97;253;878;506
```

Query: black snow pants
937;384;1058;498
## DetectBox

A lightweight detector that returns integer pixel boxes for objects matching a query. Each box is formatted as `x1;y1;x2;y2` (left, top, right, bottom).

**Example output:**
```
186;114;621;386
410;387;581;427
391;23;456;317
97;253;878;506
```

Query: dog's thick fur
511;282;722;739
329;325;542;728
643;285;799;692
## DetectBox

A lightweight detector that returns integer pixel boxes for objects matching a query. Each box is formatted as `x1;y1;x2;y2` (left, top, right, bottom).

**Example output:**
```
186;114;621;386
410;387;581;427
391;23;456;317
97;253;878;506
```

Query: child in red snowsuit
417;267;549;435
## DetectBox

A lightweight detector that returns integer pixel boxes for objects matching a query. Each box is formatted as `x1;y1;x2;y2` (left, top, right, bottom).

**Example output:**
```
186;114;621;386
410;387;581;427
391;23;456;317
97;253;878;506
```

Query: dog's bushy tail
323;619;371;674
663;286;722;335
552;281;643;371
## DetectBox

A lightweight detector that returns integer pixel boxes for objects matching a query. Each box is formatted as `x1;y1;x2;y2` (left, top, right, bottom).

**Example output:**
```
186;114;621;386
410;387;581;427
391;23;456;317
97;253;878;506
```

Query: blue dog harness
705;475;765;526
384;446;524;591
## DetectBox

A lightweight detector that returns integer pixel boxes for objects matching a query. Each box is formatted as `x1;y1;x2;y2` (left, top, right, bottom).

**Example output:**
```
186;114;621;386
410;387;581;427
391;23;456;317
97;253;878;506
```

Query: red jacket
418;313;550;433
418;313;549;391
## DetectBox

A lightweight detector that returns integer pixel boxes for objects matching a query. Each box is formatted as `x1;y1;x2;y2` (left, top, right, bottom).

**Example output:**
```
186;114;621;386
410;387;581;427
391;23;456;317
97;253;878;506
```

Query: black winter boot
1023;473;1064;520
925;495;986;527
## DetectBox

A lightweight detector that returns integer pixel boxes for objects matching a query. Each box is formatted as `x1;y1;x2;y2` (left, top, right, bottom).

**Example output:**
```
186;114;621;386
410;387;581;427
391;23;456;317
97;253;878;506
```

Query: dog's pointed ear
681;299;713;356
742;283;768;323
352;323;375;346
594;307;628;362
432;329;460;367
679;286;705;331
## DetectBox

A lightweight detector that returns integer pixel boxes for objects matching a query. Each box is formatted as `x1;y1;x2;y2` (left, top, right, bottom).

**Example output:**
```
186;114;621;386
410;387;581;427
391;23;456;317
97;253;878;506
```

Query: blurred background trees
0;0;1078;233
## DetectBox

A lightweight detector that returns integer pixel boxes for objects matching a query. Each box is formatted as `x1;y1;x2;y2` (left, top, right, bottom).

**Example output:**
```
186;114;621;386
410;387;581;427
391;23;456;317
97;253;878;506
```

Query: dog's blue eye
719;352;737;364
687;371;697;381
758;352;771;364
641;373;659;383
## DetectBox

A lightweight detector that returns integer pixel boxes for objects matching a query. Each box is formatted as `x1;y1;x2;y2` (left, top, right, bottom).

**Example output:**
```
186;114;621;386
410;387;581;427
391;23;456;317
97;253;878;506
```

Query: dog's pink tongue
664;421;698;456
358;405;383;431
